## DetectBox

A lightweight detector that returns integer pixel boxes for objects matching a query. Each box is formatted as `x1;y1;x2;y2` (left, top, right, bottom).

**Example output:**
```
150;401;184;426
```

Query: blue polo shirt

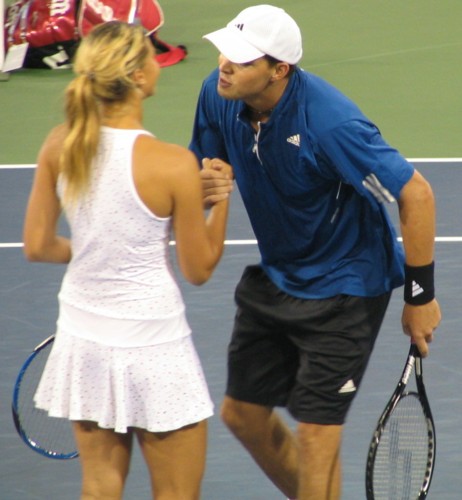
189;67;414;299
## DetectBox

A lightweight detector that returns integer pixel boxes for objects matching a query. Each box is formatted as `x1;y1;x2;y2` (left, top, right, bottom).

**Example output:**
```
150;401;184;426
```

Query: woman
23;21;233;499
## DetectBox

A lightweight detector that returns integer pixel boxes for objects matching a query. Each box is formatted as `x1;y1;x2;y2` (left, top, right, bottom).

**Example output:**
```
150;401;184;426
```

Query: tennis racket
11;335;78;460
365;344;436;499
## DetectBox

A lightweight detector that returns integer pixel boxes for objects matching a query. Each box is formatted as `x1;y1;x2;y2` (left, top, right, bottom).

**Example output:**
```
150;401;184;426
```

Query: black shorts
226;265;391;425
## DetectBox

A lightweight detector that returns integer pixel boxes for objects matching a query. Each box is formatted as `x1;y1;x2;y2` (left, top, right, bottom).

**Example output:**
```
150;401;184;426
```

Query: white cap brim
203;27;265;64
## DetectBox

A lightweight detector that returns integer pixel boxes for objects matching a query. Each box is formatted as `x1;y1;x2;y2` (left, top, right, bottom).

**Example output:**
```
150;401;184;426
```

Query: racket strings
372;393;432;500
15;344;77;458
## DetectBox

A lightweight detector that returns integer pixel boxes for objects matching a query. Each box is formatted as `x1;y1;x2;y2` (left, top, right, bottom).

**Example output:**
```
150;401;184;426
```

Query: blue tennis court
1;160;461;499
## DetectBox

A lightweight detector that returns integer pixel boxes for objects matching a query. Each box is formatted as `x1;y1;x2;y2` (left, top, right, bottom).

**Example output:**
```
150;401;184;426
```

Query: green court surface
1;0;461;163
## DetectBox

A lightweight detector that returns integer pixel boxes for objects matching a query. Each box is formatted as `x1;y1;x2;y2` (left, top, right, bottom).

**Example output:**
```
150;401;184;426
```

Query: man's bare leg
297;422;342;500
221;396;298;499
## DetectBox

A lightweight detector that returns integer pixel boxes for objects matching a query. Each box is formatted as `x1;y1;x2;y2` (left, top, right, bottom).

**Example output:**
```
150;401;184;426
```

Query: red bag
137;0;163;34
77;0;140;38
24;0;77;47
3;0;186;69
5;0;77;47
4;0;78;68
77;0;186;67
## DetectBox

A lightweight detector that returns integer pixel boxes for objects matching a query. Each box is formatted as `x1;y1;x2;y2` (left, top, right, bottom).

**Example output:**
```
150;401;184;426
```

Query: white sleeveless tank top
57;127;190;346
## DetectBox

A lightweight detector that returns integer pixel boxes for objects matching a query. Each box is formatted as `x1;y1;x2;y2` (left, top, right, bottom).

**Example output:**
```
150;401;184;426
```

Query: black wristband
404;262;435;305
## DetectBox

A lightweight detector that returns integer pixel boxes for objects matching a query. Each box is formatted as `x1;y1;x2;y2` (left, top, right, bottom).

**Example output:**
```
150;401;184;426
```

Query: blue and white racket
11;335;78;460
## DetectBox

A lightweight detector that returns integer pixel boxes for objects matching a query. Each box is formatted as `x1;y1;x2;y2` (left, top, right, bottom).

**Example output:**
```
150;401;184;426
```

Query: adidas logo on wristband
412;280;424;297
404;262;435;305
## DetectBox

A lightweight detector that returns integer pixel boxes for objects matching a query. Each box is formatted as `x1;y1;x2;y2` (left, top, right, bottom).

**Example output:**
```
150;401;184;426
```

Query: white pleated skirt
34;332;214;433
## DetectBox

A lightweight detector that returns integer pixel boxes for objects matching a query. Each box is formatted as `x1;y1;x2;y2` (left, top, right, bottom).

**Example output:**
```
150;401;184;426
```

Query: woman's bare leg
136;420;207;500
73;421;133;500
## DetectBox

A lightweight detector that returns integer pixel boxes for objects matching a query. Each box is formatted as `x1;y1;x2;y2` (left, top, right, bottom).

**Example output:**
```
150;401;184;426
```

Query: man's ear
270;62;290;82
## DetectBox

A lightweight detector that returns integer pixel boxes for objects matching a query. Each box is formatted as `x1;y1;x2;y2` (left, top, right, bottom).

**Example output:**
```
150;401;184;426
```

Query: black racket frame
365;344;436;499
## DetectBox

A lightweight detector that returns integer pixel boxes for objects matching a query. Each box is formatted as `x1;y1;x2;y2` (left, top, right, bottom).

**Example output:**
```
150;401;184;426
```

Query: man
190;5;441;499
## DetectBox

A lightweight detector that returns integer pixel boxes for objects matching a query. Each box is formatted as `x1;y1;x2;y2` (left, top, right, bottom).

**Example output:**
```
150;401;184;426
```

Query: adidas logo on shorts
338;379;356;394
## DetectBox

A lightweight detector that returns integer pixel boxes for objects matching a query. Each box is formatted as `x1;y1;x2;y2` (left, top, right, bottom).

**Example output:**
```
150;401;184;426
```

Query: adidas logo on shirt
412;280;424;297
287;134;300;147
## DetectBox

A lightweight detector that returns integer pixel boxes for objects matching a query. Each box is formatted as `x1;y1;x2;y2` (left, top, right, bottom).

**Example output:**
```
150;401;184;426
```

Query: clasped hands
200;158;234;208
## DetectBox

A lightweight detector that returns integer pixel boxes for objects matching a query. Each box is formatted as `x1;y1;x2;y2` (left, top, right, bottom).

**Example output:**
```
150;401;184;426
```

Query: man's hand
401;299;441;357
200;158;234;208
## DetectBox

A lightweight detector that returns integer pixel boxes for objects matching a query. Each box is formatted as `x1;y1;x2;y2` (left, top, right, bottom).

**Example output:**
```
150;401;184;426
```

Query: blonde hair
60;21;149;205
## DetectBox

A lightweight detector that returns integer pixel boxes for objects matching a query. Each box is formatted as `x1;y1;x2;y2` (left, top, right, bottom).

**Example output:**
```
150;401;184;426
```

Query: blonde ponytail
59;22;148;206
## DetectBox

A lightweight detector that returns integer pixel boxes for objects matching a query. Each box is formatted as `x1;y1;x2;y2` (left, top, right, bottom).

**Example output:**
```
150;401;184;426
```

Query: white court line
1;159;462;170
408;158;462;163
0;243;23;248
0;241;254;248
2;237;462;249
0;164;36;169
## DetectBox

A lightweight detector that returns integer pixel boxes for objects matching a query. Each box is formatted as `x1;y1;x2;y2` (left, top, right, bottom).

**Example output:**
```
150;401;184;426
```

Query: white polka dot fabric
34;333;214;433
58;127;185;321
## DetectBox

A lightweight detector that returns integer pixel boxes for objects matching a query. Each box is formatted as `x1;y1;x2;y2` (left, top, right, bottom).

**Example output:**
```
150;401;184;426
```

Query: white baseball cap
203;4;303;65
